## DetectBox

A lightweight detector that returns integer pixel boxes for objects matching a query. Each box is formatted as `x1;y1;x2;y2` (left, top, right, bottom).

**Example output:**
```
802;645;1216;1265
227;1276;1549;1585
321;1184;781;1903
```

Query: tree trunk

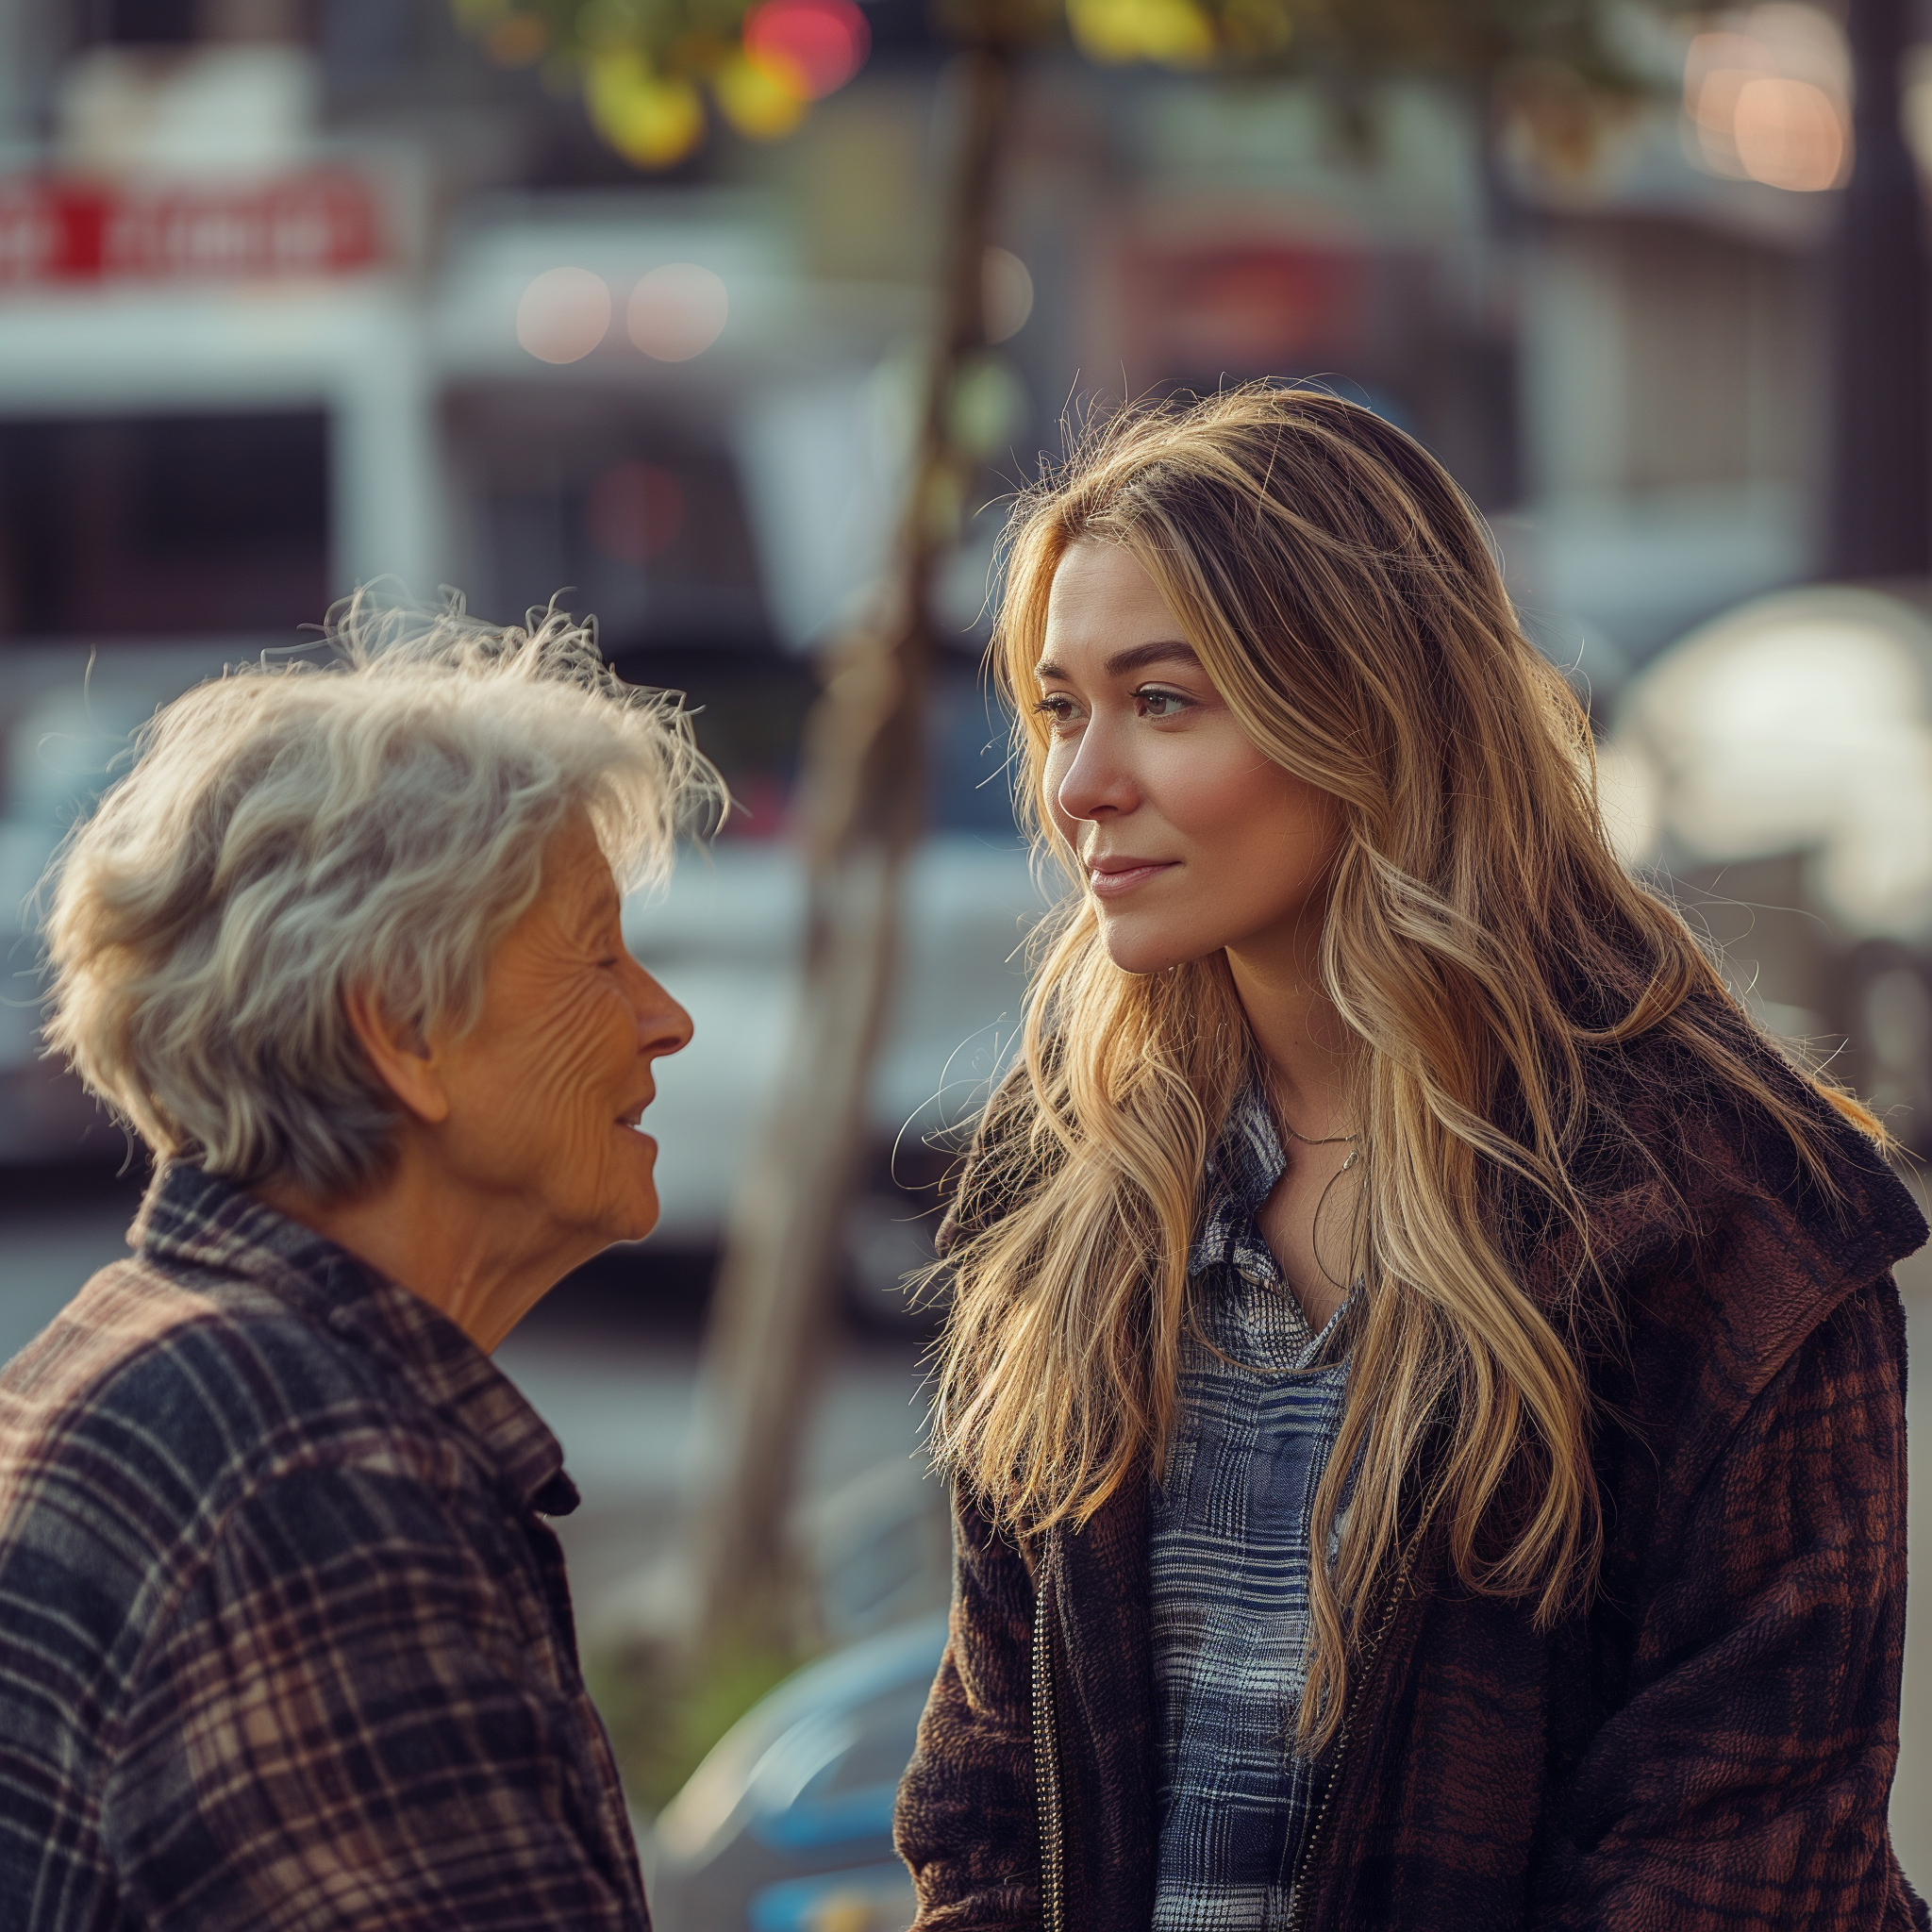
1826;0;1931;578
688;34;1019;1653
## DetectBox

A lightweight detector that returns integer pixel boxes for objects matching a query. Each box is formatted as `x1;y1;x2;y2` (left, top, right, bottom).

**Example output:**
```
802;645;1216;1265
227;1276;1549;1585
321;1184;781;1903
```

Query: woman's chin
1099;917;1217;978
595;1132;662;1243
613;1167;661;1244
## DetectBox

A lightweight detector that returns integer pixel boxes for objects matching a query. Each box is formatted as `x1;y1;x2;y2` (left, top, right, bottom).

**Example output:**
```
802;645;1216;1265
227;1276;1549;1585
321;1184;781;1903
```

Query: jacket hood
1520;1027;1926;1410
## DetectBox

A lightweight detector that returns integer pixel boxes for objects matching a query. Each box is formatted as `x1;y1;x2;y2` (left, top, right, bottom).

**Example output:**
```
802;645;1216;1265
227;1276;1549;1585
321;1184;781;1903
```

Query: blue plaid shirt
1148;1080;1352;1932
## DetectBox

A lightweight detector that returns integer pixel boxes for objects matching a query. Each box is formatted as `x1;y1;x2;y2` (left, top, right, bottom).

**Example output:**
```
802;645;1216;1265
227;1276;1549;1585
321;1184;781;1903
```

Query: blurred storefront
0;3;1904;691
0;0;1926;1164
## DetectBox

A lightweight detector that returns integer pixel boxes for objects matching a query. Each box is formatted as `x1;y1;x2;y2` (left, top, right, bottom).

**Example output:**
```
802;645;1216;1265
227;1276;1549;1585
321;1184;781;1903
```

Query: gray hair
41;596;724;1195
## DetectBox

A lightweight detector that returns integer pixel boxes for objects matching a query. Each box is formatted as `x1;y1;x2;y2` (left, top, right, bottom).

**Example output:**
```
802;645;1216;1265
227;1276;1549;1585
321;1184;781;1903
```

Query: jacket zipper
1281;1557;1412;1932
1032;1562;1067;1932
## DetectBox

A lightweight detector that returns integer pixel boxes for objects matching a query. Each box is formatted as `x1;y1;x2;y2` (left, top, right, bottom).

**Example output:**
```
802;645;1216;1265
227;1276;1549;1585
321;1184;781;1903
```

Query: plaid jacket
0;1163;649;1931
896;1041;1930;1931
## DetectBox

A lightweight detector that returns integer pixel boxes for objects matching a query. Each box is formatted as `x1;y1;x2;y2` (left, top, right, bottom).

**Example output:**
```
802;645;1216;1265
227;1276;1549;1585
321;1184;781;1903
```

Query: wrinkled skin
262;810;692;1351
425;811;691;1258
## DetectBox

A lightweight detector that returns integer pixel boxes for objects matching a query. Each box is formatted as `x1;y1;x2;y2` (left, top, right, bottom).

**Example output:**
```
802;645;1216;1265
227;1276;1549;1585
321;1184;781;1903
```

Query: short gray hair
42;596;724;1195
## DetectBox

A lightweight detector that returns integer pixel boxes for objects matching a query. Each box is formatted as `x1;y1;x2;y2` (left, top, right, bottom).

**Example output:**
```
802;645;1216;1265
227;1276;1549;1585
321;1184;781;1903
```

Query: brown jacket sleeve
894;1482;1041;1930
1541;1273;1923;1928
896;1062;1048;1928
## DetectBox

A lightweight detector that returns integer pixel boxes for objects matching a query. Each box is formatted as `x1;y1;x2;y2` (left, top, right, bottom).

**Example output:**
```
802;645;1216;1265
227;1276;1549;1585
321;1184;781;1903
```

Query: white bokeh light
982;247;1034;344
1613;588;1932;936
627;263;729;363
515;267;612;364
1593;740;1661;871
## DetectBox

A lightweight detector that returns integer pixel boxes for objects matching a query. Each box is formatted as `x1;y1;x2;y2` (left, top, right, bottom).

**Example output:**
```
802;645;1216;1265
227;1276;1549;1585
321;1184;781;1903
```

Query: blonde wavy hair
930;385;1876;1751
42;593;722;1197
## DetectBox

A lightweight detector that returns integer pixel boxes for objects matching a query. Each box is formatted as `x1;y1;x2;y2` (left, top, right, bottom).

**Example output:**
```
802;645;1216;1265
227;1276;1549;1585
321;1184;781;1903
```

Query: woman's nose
627;961;693;1058
1053;722;1138;823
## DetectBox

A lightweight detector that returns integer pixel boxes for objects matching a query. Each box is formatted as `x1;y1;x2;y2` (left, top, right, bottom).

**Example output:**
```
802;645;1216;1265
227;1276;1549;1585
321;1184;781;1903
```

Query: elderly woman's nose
628;960;692;1058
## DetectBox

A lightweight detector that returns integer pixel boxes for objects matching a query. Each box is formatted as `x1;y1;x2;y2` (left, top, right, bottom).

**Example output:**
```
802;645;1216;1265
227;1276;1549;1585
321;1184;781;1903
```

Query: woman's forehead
540;816;619;915
1039;541;1190;676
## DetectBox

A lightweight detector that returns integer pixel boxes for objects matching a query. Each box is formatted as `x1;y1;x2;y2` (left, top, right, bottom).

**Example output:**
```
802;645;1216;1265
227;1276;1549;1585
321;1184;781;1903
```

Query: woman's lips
1088;859;1176;899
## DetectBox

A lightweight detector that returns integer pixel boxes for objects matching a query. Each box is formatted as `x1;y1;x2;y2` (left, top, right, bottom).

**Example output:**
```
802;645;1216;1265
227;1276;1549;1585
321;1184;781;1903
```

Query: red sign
1123;242;1366;377
0;171;384;288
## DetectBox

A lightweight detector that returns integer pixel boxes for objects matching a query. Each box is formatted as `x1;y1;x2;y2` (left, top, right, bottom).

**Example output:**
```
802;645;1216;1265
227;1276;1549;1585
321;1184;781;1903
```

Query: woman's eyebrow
1033;640;1200;682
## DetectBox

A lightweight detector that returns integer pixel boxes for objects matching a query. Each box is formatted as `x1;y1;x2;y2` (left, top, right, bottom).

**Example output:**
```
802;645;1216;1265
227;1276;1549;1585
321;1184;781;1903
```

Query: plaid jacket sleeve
99;1453;646;1931
1542;1274;1921;1928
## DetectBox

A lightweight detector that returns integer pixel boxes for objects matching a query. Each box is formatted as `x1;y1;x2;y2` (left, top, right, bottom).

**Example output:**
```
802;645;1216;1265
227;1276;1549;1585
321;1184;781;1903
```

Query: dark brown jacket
894;1062;1928;1930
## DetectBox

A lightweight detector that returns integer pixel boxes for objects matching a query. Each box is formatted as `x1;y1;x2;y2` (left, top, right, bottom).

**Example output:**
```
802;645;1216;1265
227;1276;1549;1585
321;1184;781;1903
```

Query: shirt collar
131;1162;575;1516
1189;1072;1288;1286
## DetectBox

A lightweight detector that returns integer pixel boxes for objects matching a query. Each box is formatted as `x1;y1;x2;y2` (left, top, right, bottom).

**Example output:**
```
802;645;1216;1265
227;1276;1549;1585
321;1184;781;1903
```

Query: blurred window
1529;218;1810;499
1614;222;1806;493
0;411;329;640
928;676;1020;840
1115;242;1367;393
75;0;317;46
1086;230;1517;508
80;0;199;43
609;647;816;841
446;386;770;654
606;651;1018;843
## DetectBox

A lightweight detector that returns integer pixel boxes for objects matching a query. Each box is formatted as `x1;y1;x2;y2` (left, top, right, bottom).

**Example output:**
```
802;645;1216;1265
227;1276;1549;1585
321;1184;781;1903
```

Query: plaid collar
130;1162;575;1516
1189;1073;1288;1289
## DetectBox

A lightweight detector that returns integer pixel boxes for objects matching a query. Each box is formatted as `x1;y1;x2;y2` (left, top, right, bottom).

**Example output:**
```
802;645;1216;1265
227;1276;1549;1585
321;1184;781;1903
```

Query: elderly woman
0;608;719;1930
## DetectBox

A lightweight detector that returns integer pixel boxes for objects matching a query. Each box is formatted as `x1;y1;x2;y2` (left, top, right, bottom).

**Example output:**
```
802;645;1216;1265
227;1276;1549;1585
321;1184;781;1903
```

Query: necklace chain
1278;1120;1361;1148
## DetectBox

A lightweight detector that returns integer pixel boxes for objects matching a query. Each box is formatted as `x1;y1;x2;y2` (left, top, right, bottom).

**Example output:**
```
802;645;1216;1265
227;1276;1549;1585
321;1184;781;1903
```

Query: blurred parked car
647;1612;944;1932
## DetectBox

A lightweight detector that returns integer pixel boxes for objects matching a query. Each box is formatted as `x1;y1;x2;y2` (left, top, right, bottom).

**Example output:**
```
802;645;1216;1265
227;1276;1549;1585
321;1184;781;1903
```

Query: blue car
647;1614;947;1932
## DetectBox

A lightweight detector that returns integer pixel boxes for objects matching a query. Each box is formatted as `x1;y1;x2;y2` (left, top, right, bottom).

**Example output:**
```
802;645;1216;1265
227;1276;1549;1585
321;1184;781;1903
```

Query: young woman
892;387;1925;1932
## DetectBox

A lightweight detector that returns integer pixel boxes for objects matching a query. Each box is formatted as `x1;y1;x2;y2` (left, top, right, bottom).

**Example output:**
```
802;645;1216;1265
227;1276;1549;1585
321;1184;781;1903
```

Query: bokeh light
1684;6;1850;192
627;263;729;362
515;266;612;364
982;247;1034;344
712;50;808;142
587;51;707;169
742;0;871;101
947;354;1029;459
482;12;549;66
588;460;685;562
1067;0;1216;69
1731;76;1843;190
1614;590;1932;935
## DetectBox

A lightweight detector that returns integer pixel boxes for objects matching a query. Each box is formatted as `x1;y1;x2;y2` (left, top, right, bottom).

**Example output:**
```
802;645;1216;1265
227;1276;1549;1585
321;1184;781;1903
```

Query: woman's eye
1136;686;1192;719
1034;694;1078;726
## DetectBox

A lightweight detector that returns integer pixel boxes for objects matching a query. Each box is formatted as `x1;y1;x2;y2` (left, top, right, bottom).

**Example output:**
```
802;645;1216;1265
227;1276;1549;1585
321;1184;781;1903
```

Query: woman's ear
342;986;452;1126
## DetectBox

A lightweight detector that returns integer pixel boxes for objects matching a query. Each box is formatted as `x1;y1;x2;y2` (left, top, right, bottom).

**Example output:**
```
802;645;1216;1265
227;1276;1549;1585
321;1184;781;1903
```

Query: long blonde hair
931;385;1876;1750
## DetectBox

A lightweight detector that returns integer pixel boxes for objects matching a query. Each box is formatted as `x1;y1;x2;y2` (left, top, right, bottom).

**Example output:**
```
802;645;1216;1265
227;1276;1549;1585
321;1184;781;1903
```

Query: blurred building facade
0;3;1903;673
0;0;1924;1177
